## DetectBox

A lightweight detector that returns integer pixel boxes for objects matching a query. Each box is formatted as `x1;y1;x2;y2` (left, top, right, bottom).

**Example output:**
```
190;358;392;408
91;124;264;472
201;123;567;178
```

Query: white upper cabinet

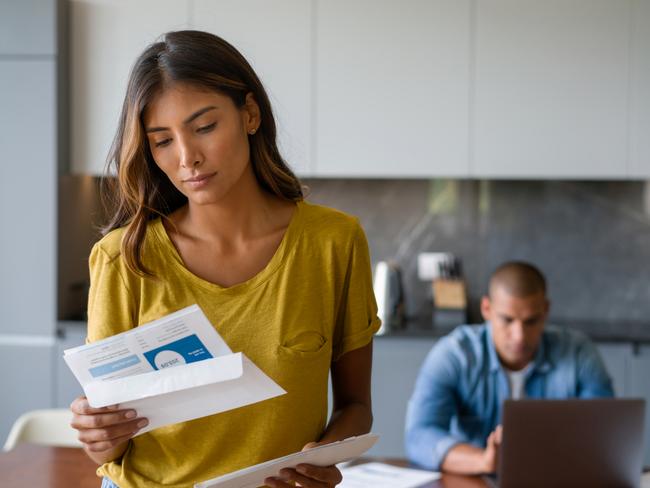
191;1;312;176
473;0;631;179
70;0;190;175
315;0;471;178
69;1;648;179
630;0;650;178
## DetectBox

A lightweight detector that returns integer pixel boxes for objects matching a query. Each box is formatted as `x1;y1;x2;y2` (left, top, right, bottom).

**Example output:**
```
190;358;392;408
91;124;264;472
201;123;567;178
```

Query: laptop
485;398;646;488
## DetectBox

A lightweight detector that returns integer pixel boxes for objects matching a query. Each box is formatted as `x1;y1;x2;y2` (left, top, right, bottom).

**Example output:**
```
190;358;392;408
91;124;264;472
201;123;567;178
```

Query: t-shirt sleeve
86;242;138;343
332;220;381;361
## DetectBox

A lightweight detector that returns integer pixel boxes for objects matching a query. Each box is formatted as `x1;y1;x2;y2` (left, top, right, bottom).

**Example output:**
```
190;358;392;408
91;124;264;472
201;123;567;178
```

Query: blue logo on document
143;334;213;370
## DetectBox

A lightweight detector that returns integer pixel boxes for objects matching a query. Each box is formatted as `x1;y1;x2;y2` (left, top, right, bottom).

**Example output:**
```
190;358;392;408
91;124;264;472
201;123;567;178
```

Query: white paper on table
63;305;286;435
194;433;380;488
339;462;440;488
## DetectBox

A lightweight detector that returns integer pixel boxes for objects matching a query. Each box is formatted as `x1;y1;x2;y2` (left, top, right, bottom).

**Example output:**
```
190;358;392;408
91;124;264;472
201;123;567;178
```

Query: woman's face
143;83;259;206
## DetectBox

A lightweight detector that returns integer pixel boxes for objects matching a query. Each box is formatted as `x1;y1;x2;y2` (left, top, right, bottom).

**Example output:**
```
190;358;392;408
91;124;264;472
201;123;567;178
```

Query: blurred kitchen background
2;0;650;462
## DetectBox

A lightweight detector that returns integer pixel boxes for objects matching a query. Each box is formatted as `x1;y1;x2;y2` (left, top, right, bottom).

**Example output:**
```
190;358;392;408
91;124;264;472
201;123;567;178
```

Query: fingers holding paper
265;467;342;487
264;465;343;488
264;441;343;488
70;395;149;452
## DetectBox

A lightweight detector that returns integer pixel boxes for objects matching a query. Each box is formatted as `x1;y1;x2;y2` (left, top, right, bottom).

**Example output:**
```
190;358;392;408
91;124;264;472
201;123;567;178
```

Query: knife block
432;279;467;309
432;279;468;328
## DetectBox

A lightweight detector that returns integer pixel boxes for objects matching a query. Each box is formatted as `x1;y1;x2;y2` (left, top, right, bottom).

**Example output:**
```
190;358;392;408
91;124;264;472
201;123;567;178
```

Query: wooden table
0;444;99;488
0;445;488;487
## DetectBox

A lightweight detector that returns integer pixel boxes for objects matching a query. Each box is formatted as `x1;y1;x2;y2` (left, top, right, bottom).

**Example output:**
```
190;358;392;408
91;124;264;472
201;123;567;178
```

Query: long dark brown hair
101;30;303;277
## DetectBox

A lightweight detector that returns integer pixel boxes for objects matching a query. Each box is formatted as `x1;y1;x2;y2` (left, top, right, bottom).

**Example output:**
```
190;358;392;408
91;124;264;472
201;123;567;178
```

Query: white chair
3;409;82;451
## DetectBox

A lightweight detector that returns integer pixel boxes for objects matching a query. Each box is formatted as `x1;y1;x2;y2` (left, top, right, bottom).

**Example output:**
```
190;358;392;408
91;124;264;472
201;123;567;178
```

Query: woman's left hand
264;442;343;488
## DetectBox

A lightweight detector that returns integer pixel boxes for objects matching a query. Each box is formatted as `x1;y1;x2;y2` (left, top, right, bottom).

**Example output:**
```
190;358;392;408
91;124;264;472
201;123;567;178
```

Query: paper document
64;305;286;435
194;433;380;488
339;462;440;488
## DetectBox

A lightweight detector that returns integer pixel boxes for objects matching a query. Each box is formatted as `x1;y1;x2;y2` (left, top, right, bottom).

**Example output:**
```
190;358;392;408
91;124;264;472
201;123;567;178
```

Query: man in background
405;261;613;474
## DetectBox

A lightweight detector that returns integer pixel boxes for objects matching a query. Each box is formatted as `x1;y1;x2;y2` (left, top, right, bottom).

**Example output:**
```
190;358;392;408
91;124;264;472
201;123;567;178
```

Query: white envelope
83;352;286;435
194;433;380;488
63;305;286;435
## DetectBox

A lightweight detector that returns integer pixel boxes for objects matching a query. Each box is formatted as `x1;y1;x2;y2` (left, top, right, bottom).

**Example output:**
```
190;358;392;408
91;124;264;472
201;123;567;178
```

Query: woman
69;30;380;488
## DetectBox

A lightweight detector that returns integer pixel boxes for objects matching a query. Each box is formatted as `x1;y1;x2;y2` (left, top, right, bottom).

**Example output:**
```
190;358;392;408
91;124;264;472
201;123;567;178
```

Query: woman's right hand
70;396;148;454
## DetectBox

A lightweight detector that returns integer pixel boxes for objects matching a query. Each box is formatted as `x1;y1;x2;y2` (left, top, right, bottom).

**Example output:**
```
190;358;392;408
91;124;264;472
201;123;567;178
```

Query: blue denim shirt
404;323;614;470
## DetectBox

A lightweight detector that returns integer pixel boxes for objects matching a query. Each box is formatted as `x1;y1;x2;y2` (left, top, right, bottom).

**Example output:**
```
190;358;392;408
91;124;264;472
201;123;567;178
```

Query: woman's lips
184;172;217;189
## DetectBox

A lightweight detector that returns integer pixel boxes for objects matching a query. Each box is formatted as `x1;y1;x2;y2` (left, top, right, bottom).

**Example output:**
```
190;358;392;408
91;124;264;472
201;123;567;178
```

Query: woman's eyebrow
146;106;219;133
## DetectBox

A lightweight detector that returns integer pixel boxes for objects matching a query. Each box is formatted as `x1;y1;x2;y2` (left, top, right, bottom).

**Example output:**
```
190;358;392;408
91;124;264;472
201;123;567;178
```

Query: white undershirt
505;363;533;400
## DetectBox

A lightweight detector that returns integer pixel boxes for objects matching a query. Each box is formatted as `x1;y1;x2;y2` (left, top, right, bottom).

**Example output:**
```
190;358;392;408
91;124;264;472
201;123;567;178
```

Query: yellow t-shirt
86;200;381;488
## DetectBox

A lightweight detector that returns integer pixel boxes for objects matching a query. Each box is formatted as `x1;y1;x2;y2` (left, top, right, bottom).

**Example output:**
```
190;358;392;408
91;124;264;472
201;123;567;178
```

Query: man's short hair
488;261;547;298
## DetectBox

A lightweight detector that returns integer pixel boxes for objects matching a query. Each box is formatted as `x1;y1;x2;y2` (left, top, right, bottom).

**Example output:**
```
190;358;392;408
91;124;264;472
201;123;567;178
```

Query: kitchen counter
376;317;650;344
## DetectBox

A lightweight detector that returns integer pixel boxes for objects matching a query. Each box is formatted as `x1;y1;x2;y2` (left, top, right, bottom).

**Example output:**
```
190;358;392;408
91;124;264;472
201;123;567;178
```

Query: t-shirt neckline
151;200;304;294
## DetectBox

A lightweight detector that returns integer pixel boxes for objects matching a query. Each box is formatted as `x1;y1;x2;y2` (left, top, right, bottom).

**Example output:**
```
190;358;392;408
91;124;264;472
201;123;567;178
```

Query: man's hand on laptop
440;425;503;475
482;425;503;474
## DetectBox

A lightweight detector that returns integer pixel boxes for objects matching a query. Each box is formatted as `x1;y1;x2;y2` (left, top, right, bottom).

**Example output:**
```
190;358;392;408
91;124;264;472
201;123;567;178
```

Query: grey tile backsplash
302;179;650;334
59;176;650;340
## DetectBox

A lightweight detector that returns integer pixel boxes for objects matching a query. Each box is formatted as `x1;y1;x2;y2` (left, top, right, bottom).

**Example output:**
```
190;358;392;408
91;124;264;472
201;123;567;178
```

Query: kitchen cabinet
191;0;312;176
0;0;57;56
315;0;471;178
69;1;650;179
630;0;650;178
473;0;630;179
596;343;628;397
367;337;438;457
583;343;650;466
626;345;650;466
0;60;57;336
69;0;190;175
